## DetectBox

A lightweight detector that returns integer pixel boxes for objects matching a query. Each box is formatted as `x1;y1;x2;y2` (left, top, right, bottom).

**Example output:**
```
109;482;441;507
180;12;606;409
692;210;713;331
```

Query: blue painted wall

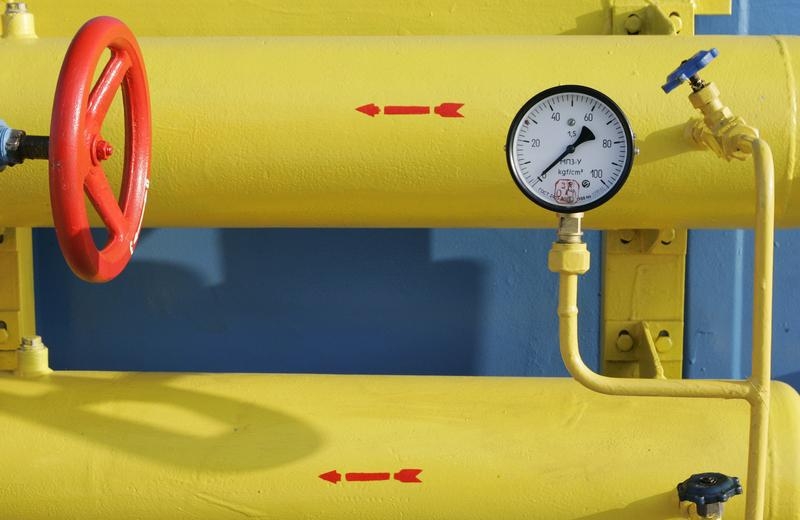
33;0;800;389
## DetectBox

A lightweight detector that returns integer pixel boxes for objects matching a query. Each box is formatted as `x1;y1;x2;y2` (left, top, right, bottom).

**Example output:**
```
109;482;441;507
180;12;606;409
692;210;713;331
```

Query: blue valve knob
662;48;719;93
677;472;742;517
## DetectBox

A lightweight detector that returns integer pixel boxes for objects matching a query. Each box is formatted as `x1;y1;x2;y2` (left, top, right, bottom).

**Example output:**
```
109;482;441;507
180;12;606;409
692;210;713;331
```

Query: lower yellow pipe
551;139;777;519
0;371;797;519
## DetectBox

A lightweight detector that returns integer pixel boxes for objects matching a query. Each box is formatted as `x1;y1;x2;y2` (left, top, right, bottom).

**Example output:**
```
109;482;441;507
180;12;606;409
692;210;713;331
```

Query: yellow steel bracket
612;0;731;35
601;0;715;381
612;0;692;35
603;229;686;379
0;228;36;372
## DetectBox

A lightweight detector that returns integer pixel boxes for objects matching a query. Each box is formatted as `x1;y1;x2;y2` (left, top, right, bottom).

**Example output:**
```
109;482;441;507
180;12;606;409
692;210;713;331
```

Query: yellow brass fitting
548;242;590;275
15;335;52;377
2;2;37;39
686;82;758;161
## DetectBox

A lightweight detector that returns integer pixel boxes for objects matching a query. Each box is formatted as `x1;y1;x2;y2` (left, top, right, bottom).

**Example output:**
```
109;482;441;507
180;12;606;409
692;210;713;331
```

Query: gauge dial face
506;85;635;213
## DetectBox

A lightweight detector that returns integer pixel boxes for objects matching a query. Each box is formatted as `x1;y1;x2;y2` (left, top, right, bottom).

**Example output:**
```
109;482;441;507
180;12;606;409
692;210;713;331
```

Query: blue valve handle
662;48;719;93
677;472;742;516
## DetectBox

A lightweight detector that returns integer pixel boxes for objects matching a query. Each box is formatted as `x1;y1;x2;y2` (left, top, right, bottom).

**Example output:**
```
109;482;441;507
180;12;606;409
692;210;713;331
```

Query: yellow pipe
0;35;799;229
556;261;749;398
743;138;774;520
550;138;777;519
8;0;619;37
7;0;733;39
0;371;797;519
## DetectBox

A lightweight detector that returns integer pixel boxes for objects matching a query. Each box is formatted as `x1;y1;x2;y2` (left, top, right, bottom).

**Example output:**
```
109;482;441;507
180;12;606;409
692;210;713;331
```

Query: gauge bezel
505;84;635;214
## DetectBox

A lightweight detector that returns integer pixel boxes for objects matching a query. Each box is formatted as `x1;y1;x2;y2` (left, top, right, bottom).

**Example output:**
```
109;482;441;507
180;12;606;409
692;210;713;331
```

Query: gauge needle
535;126;596;183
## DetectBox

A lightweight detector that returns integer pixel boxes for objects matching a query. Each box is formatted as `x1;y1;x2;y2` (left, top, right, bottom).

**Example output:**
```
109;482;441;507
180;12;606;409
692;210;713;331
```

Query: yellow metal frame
0;228;36;371
602;229;686;379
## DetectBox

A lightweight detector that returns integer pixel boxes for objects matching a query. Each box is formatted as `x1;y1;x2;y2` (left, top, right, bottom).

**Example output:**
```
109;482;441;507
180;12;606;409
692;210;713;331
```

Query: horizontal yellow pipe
0;372;797;519
0;35;798;229
8;0;733;39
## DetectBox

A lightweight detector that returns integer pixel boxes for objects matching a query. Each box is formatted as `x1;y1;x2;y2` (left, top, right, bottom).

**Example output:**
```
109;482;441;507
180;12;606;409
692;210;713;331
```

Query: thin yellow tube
553;138;776;519
557;271;750;399
743;138;774;520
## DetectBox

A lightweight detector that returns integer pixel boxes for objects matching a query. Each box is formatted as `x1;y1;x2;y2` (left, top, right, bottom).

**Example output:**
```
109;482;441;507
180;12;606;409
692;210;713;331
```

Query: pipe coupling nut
548;243;590;274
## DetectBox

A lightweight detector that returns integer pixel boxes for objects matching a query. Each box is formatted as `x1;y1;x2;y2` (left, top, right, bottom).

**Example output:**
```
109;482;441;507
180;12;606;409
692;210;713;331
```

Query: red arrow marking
434;103;464;118
356;103;381;117
384;105;431;115
319;470;342;484
346;472;391;482
320;469;422;484
356;103;464;118
394;469;423;483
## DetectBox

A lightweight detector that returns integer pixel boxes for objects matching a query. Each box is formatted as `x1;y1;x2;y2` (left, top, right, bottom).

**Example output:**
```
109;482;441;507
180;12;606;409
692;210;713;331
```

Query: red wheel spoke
84;165;127;236
87;51;131;130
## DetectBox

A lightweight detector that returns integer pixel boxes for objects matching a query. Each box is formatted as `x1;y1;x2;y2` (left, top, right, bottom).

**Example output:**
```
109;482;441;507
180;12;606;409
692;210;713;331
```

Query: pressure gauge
506;85;635;213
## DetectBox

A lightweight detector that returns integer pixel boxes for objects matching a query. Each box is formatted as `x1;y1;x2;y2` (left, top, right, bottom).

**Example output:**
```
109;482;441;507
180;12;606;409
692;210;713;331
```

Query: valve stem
18;134;50;161
688;74;706;92
2;130;49;167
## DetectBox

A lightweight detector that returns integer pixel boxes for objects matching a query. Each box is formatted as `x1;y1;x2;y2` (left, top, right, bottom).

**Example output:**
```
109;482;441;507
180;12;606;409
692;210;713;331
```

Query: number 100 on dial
506;85;636;213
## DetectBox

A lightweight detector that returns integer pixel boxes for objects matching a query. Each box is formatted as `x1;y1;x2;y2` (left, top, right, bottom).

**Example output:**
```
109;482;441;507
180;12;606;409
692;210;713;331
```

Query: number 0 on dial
506;85;635;213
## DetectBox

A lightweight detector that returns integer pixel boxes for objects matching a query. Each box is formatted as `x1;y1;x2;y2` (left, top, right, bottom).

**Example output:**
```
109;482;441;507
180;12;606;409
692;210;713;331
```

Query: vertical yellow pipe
744;138;774;520
553;138;777;519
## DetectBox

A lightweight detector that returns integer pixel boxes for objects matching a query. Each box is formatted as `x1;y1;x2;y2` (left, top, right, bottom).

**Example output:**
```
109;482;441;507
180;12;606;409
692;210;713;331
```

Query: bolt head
656;334;673;353
616;331;635;352
20;335;44;350
624;14;643;34
618;229;637;244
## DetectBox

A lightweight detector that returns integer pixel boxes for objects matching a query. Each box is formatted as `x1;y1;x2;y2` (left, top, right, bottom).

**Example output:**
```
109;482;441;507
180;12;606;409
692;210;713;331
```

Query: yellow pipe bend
552;138;776;519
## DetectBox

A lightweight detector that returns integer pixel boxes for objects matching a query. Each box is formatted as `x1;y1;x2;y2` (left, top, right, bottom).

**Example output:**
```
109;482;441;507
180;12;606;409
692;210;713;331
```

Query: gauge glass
506;85;635;213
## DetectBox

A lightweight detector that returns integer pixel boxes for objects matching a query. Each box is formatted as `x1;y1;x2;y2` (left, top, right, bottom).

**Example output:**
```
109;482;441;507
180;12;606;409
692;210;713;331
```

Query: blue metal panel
34;227;600;375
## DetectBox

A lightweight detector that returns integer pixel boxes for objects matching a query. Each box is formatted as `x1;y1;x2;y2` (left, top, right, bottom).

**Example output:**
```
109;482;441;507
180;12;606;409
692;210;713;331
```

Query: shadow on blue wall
35;228;483;375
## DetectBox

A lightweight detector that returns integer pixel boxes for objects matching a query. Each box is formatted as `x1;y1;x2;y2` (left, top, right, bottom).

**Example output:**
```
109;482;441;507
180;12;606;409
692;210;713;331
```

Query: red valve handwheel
49;17;151;282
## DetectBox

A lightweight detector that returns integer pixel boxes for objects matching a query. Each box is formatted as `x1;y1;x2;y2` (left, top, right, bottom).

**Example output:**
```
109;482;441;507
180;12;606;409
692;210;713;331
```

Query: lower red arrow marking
320;468;422;484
